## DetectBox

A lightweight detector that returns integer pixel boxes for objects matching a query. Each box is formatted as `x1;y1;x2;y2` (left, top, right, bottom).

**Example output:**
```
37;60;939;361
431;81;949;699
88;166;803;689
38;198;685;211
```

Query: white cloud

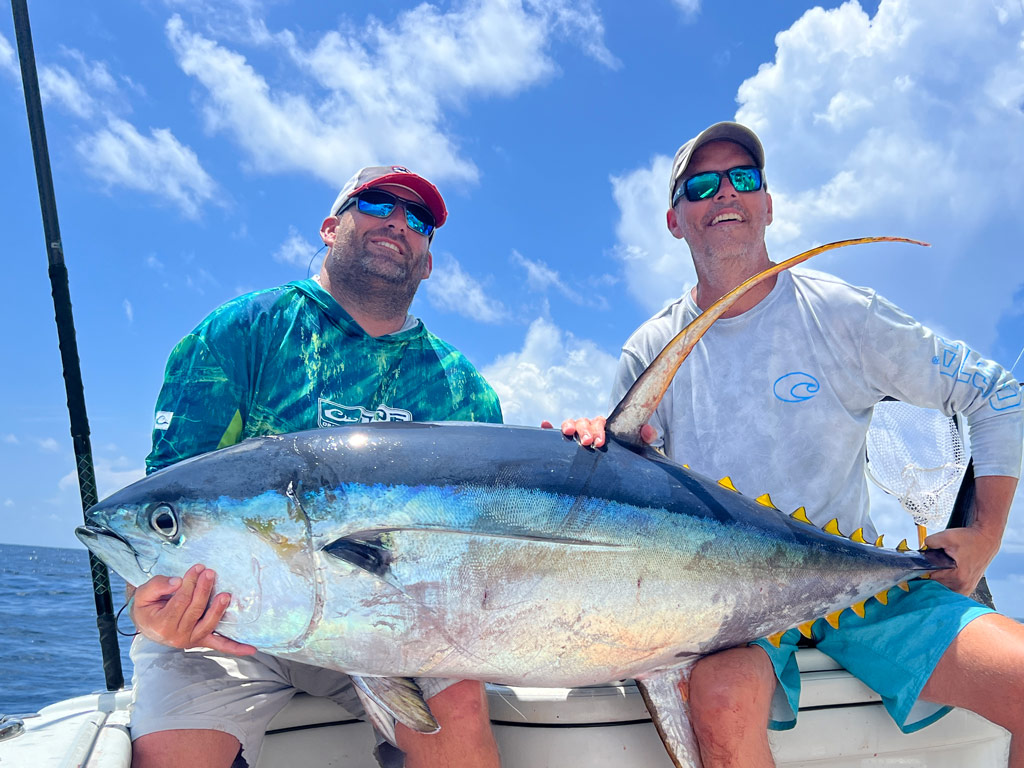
511;249;608;309
164;1;615;187
161;0;273;45
36;437;60;453
123;299;134;323
0;32;17;78
3;499;12;508
530;0;620;69
424;253;508;323
671;0;701;18
610;155;695;312
39;65;97;118
76;117;218;218
732;0;1024;348
2;434;18;444
7;44;206;216
482;317;617;427
611;0;1024;352
273;226;320;270
66;50;119;94
18;45;128;120
35;51;122;119
58;456;145;500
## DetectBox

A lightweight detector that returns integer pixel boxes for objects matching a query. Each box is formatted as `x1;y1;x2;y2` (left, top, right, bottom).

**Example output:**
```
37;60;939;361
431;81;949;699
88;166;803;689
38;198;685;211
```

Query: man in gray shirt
565;121;1024;766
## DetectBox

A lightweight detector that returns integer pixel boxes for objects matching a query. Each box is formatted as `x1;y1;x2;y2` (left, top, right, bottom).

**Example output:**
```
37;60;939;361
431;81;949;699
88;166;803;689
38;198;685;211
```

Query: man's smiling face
333;183;433;285
666;140;773;264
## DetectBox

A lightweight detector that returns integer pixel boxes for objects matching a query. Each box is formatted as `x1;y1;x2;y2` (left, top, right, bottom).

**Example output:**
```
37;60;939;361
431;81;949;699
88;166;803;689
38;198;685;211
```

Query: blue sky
2;0;1023;610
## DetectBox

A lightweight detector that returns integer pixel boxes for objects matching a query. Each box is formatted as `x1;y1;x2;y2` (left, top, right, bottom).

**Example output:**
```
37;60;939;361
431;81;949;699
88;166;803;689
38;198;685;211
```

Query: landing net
865;400;968;530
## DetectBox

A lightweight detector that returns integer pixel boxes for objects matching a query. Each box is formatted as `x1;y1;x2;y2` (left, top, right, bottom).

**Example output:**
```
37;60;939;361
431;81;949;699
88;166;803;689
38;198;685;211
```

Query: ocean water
0;542;135;714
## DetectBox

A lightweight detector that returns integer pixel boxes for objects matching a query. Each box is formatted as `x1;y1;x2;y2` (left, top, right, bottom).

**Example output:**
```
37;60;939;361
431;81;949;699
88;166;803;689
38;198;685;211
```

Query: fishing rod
10;0;124;690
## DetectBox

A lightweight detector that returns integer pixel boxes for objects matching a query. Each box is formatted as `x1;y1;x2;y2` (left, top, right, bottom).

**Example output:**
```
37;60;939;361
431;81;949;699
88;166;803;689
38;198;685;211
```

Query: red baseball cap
330;165;448;229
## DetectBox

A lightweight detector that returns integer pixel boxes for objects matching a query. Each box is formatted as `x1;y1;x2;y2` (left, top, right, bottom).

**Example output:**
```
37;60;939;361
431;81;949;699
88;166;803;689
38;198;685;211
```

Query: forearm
969;474;1019;550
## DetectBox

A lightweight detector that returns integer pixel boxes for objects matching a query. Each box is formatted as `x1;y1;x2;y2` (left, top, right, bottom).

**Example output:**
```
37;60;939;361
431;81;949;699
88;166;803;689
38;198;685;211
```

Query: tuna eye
149;504;178;539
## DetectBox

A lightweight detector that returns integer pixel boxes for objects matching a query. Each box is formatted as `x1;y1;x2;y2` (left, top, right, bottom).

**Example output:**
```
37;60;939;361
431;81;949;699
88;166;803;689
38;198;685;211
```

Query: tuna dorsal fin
605;237;929;449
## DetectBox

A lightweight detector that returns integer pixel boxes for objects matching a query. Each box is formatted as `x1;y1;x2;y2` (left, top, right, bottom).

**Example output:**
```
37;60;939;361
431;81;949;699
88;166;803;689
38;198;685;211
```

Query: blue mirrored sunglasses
672;166;764;206
338;188;436;237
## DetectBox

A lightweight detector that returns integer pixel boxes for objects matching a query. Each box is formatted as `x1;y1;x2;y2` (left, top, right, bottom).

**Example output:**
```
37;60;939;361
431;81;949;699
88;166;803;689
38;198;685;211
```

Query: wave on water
0;542;134;714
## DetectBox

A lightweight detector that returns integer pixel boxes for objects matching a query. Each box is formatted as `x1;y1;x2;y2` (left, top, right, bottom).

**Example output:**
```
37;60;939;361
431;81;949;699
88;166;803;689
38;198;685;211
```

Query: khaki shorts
129;636;456;768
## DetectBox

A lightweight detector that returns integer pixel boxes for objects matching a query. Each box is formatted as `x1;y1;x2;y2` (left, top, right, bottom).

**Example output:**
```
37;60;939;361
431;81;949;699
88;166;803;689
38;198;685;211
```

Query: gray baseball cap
329;165;448;228
669;122;765;206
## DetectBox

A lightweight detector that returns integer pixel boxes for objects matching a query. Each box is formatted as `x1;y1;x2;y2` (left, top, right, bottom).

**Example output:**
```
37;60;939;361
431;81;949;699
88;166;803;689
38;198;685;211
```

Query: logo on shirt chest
773;372;820;403
318;397;413;426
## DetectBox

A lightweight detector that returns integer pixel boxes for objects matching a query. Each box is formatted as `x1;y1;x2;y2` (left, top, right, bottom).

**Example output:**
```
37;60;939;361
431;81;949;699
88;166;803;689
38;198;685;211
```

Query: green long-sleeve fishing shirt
147;278;502;473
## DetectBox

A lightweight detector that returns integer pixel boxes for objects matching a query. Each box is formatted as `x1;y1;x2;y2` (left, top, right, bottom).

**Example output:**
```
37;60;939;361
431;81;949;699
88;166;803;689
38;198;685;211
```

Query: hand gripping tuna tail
606;237;930;450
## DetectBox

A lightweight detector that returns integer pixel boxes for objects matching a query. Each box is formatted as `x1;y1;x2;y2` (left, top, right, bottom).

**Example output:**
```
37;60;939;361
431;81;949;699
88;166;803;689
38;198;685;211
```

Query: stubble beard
690;209;768;271
324;228;427;319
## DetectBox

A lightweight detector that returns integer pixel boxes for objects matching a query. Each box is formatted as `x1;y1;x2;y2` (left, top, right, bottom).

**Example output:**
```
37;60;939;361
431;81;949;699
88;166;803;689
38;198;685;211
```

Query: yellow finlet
755;493;778;509
896;539;911;552
823;518;844;537
874;589;889;606
766;631;785;648
850;600;867;618
917;524;928;550
682;464;690;469
874;534;885;548
718;476;738;492
897;581;910;592
797;620;816;639
824;610;842;630
850;527;867;544
790;507;812;525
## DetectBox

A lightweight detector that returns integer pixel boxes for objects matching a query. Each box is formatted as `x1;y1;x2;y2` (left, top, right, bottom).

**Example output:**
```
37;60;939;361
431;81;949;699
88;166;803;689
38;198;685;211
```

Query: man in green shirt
128;166;503;768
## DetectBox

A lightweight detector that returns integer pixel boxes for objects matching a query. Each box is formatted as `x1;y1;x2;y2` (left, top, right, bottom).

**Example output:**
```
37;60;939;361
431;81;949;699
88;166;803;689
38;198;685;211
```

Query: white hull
1;650;1009;767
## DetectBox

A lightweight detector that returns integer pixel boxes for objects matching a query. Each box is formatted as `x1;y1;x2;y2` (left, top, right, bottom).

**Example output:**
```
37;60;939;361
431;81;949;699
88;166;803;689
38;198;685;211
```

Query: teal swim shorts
752;578;994;733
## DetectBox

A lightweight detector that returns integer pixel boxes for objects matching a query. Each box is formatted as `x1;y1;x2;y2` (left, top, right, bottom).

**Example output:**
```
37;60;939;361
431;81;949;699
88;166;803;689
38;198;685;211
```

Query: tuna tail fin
605;237;929;450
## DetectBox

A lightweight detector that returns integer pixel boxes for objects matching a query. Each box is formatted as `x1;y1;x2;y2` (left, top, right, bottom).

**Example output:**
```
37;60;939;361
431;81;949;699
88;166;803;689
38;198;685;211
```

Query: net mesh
865;400;968;528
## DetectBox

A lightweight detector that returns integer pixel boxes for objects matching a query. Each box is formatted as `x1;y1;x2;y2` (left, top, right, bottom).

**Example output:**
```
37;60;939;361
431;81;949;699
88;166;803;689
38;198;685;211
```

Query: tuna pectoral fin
606;237;929;450
635;665;703;768
351;675;440;745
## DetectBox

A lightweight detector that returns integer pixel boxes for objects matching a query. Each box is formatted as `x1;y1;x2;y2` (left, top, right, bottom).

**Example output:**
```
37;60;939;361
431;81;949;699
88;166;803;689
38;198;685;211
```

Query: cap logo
390;166;410;173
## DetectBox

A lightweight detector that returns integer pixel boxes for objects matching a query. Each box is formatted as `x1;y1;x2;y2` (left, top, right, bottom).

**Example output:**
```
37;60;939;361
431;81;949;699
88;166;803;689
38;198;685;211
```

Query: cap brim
353;173;448;228
670;122;765;205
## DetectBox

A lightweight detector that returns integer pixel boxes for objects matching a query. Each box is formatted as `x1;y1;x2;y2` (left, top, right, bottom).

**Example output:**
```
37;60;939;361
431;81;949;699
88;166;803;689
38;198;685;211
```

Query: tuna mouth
75;524;157;584
77;524;134;553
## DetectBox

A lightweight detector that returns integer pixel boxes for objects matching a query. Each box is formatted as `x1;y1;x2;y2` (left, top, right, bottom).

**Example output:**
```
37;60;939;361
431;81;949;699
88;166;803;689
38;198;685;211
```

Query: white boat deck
0;650;1009;767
